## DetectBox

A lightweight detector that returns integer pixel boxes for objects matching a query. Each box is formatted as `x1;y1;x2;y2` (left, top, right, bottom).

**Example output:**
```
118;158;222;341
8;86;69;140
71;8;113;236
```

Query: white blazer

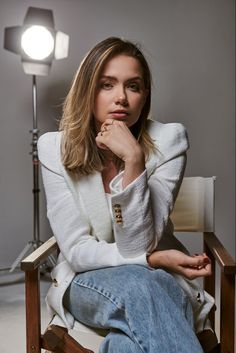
38;119;214;333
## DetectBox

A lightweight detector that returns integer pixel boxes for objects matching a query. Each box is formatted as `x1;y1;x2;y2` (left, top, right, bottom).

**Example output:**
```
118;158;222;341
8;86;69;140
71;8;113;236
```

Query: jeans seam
72;278;125;311
126;318;147;353
72;279;146;353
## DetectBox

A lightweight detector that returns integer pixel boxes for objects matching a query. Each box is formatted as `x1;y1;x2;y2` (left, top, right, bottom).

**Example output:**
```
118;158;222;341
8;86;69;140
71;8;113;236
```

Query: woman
38;37;214;353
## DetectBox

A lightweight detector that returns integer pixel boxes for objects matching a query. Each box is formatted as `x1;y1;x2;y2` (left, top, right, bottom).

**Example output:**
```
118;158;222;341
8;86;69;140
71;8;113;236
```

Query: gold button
53;278;58;287
115;214;122;219
197;293;201;303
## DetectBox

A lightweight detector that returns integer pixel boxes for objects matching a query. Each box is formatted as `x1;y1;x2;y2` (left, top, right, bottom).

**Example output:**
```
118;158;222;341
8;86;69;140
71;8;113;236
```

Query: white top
105;193;113;220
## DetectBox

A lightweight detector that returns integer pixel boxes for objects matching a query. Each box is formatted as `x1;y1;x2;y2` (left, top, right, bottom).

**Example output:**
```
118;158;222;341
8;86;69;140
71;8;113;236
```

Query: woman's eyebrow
125;77;143;82
99;75;116;80
99;75;143;82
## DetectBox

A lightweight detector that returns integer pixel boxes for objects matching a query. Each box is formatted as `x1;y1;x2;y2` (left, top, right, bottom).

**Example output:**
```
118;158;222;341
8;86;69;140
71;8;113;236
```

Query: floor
0;270;50;353
0;270;103;353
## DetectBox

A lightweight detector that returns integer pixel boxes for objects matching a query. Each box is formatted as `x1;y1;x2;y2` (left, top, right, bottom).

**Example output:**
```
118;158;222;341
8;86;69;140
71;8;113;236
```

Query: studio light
3;7;69;272
21;25;54;60
4;6;69;76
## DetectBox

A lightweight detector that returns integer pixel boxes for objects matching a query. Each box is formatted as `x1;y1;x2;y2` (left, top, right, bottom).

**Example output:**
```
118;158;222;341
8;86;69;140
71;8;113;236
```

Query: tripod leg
47;254;57;267
10;242;34;272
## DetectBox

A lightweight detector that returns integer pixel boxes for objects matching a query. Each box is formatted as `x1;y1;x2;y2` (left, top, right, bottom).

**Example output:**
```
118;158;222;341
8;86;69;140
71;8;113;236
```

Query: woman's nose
114;87;128;106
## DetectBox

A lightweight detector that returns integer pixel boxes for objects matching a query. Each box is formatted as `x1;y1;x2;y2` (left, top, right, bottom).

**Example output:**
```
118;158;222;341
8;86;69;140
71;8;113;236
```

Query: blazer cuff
109;169;146;195
119;251;149;267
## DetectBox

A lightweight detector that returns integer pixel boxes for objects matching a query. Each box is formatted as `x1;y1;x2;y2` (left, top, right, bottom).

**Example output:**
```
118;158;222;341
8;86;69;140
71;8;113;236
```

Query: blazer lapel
76;172;113;242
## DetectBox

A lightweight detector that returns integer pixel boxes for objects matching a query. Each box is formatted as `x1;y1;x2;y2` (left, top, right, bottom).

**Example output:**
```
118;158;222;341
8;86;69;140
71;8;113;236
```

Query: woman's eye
128;83;140;92
100;82;113;90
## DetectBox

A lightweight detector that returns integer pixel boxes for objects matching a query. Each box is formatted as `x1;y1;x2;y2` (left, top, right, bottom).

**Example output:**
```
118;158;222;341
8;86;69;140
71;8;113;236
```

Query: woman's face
93;54;148;130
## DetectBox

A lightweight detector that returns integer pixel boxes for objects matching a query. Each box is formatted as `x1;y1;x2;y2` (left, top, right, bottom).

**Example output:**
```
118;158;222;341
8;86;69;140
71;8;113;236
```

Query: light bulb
21;25;54;60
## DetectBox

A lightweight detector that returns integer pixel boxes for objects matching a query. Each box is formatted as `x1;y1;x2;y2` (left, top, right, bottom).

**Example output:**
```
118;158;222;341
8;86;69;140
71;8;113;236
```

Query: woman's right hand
147;249;211;280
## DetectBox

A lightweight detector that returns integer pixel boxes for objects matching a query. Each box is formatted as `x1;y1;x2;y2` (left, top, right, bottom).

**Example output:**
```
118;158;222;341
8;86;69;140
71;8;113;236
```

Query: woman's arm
38;133;150;272
96;120;189;258
106;153;186;258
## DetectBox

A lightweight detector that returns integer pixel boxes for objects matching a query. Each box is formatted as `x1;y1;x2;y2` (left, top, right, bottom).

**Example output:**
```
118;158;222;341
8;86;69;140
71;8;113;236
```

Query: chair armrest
21;236;58;271
204;232;236;274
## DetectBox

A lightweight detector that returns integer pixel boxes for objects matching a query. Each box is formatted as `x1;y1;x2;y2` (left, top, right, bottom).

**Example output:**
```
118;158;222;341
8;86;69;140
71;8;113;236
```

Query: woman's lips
109;111;129;119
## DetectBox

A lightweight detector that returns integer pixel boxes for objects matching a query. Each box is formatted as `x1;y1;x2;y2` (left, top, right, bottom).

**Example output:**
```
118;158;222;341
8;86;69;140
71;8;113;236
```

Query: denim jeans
63;265;203;353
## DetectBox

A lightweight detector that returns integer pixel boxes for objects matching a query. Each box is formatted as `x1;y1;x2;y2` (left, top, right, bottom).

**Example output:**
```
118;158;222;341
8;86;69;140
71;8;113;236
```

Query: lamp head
4;7;69;76
21;25;55;60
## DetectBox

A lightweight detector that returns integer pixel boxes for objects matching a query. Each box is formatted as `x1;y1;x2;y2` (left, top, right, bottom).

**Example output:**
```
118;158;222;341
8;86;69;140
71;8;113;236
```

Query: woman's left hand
147;249;212;280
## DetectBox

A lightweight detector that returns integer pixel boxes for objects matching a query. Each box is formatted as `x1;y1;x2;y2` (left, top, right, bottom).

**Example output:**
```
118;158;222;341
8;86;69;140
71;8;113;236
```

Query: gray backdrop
0;1;234;272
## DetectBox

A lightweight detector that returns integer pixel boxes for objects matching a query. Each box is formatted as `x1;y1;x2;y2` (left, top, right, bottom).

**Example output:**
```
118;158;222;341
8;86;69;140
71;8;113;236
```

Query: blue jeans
63;265;203;353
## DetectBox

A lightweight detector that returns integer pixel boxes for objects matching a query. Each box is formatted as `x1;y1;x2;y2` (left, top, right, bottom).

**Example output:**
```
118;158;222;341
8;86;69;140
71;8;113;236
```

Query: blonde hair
60;37;155;175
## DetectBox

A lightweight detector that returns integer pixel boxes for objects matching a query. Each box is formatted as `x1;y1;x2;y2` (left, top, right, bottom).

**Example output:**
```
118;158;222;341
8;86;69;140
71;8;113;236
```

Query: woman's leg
63;265;203;353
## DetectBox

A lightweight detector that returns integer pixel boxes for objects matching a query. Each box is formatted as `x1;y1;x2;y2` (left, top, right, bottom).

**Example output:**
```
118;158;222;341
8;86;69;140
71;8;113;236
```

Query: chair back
171;177;216;232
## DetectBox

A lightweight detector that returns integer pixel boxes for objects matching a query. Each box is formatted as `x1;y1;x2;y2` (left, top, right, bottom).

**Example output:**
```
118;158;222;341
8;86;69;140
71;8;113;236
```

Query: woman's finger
183;254;210;268
102;118;115;128
95;134;110;150
181;263;212;280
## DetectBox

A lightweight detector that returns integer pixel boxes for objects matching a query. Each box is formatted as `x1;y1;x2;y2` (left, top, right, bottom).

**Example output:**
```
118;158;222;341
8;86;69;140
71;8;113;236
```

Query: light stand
9;75;42;272
32;75;41;248
3;7;69;273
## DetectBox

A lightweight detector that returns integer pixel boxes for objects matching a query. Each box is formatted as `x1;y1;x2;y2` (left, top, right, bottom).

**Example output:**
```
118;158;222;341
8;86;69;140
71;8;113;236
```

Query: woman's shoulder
38;131;62;147
38;131;62;169
147;119;188;142
145;120;189;170
147;119;189;153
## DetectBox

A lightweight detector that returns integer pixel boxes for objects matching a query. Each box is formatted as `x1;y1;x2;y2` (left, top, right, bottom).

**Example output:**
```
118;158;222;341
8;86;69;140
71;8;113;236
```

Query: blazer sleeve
38;133;148;273
109;122;189;257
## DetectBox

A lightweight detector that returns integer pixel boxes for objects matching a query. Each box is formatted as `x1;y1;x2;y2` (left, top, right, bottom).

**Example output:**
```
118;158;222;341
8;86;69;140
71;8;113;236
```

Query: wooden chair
21;177;236;353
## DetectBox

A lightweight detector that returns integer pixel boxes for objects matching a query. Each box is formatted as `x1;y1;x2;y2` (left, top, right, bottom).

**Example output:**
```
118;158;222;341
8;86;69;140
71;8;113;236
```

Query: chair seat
74;320;108;337
48;316;106;352
51;314;108;337
43;324;220;353
69;327;104;353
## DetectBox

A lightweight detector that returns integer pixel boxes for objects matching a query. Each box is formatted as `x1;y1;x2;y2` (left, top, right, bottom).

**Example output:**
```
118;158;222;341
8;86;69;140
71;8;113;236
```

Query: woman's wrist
147;250;171;269
123;144;145;165
147;251;163;268
122;148;145;188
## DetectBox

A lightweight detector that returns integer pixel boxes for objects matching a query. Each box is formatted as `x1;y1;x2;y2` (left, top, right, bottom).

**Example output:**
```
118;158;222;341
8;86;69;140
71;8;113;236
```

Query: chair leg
220;273;235;353
25;269;41;353
42;325;94;353
204;240;216;330
197;330;218;352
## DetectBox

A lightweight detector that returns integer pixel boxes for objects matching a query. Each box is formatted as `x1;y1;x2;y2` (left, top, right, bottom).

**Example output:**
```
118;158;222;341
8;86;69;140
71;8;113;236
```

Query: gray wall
0;1;234;268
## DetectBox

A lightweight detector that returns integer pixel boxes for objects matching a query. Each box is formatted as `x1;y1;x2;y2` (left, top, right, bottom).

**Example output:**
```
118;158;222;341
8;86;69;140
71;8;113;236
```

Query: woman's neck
102;159;119;193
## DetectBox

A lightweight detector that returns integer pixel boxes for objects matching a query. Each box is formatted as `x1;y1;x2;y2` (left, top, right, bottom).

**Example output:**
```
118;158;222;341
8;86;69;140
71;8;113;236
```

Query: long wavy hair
60;37;155;175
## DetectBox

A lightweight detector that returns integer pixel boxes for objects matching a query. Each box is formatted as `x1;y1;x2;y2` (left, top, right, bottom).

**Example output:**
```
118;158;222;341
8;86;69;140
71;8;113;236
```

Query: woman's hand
147;249;211;280
96;119;143;162
96;119;145;188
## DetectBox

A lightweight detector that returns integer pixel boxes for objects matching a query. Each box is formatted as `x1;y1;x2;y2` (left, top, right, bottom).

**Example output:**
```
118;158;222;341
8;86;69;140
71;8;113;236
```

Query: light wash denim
63;265;203;353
